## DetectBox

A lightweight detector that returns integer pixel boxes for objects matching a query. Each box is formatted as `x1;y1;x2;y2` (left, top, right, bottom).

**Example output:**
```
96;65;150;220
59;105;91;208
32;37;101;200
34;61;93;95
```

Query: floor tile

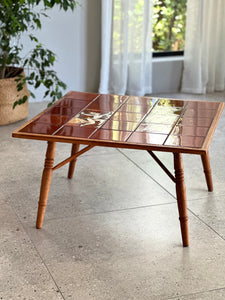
0;203;63;300
4;150;175;224
188;195;225;239
24;204;225;300
166;288;225;299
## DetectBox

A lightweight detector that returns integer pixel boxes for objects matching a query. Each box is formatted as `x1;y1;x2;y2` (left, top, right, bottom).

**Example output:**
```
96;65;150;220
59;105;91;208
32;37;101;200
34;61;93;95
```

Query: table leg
36;141;56;229
174;153;189;247
201;151;213;192
68;143;80;179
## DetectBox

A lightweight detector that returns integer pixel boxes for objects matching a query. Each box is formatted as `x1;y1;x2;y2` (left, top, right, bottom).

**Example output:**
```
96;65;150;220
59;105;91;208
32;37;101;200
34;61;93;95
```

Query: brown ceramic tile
183;109;217;118
67;110;113;128
119;104;150;114
186;101;220;110
177;117;213;127
67;91;99;101
102;120;138;131
57;98;92;108
55;125;95;138
127;132;167;145
126;96;157;106
111;112;143;122
172;125;209;137
158;99;186;108
86;94;127;112
21;122;60;135
151;105;183;116
165;135;204;148
90;129;131;142
144;113;179;125
99;94;128;104
36;114;71;126
86;102;118;112
47;106;81;116
136;123;173;134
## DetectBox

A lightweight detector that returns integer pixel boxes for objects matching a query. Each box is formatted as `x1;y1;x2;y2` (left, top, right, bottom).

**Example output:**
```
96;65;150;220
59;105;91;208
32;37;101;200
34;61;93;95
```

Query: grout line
116;148;177;199
163;286;225;300
88;95;130;138
35;201;177;224
188;207;225;243
187;192;225;202
124;98;159;141
162;101;188;145
52;94;100;136
8;203;66;300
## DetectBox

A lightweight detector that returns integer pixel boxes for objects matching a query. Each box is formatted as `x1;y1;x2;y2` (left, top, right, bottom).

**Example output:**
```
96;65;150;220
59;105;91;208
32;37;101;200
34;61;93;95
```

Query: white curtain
182;0;225;94
99;0;152;96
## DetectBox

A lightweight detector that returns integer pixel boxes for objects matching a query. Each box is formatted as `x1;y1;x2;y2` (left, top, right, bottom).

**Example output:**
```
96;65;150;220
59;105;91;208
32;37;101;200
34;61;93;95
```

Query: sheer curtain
182;0;225;94
99;0;152;96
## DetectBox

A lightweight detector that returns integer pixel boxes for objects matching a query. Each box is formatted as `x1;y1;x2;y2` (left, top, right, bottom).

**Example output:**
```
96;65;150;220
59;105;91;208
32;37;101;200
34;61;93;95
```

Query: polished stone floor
0;92;225;300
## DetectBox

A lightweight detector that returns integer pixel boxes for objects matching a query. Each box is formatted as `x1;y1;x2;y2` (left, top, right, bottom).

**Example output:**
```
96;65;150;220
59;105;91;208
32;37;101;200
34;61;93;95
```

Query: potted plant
0;0;79;125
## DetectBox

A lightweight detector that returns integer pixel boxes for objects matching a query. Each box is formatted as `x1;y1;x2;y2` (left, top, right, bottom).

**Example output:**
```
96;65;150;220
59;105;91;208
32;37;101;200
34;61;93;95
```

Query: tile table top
12;91;224;154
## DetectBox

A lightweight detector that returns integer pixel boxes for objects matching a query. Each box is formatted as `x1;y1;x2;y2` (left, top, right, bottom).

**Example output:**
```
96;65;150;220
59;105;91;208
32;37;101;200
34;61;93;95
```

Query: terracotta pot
0;67;29;125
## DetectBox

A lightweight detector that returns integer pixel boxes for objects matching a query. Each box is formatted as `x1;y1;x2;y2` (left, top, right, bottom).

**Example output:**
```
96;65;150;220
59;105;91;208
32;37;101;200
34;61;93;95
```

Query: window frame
153;50;184;57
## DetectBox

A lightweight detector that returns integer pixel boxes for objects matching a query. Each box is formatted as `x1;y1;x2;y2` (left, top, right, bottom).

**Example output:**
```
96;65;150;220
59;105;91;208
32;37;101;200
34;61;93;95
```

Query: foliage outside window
153;0;187;53
112;0;187;56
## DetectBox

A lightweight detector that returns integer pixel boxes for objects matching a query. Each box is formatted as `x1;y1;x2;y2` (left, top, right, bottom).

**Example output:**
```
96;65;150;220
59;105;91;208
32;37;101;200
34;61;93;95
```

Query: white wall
152;57;184;94
25;0;182;102
26;0;101;102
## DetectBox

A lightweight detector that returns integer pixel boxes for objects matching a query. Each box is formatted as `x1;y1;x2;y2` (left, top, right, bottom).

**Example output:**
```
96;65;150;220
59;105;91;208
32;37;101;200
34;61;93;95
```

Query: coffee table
12;91;224;247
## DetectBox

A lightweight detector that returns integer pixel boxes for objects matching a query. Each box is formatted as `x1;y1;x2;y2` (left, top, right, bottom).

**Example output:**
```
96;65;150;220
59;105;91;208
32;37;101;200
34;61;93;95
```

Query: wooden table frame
12;91;224;247
35;140;213;247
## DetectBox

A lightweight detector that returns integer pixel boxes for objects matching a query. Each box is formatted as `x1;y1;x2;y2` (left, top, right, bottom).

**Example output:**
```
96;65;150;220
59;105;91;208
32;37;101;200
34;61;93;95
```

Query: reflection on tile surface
102;120;138;131
184;109;217;118
67;91;99;100
37;114;71;125
136;123;173;134
47;106;81;116
21;122;60;135
151;106;183;115
172;125;209;137
178;117;213;127
158;98;185;107
57;98;92;108
165;135;204;148
144;114;179;125
127;96;157;106
186;101;220;110
127;132;167;145
120;104;149;114
112;112;143;122
55;125;95;138
91;129;131;142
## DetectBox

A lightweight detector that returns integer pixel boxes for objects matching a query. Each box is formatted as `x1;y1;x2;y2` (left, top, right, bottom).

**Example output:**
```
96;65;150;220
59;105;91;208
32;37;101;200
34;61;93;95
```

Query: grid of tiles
20;91;220;149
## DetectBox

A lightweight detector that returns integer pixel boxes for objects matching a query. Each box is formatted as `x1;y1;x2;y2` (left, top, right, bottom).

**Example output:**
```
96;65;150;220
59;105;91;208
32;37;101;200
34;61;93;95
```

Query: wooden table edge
12;131;207;155
202;102;224;150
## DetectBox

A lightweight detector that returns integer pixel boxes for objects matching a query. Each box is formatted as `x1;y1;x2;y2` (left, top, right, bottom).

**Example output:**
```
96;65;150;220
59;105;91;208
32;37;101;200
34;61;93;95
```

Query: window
153;0;187;56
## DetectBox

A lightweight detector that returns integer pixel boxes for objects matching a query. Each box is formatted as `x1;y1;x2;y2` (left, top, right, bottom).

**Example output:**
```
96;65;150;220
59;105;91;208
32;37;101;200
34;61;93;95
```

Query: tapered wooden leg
36;142;56;229
174;153;189;247
68;143;80;179
201;151;213;192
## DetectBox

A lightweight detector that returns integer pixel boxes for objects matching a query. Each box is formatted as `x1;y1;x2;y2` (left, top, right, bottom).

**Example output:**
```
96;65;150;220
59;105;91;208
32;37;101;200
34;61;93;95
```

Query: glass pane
153;0;187;52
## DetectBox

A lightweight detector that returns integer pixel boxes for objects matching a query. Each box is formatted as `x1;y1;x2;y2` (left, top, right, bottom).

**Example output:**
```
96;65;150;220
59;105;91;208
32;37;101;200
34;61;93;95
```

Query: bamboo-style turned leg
36;142;56;229
174;153;189;247
68;143;80;179
201;151;213;192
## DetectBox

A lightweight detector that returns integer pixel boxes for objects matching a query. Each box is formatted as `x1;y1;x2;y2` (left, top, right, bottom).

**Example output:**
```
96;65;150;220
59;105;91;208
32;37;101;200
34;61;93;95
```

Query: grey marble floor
1;92;225;300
